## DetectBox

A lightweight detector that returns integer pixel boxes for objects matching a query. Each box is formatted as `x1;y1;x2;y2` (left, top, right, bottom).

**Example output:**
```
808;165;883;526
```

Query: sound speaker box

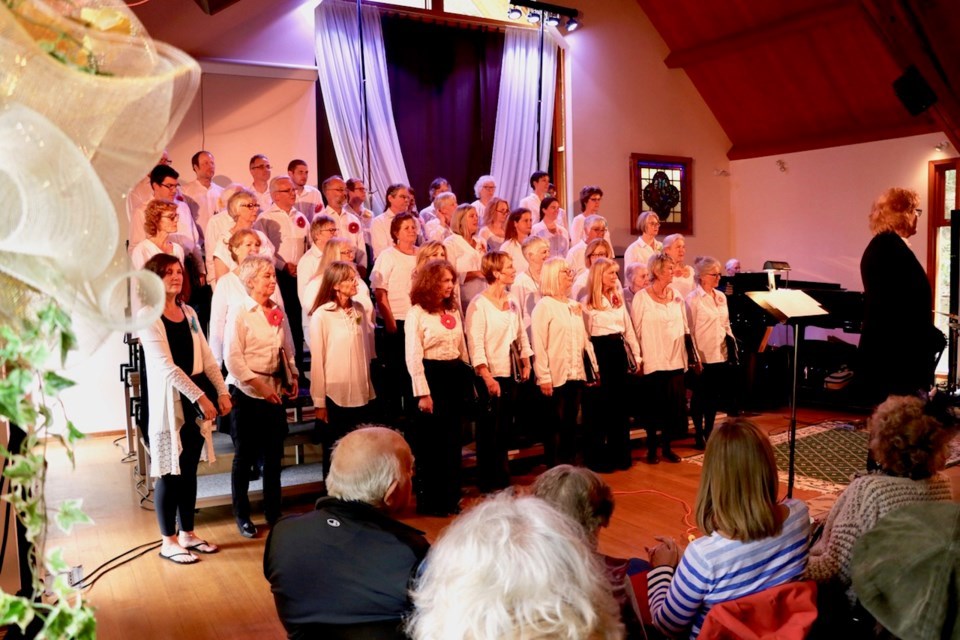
893;65;938;116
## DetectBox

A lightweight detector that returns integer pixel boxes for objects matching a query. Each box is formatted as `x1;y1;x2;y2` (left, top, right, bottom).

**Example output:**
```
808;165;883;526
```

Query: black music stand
746;289;828;498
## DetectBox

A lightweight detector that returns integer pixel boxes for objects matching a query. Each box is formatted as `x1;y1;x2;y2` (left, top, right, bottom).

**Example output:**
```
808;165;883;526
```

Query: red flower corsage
267;307;284;327
315;203;323;213
348;221;360;234
296;216;306;228
440;312;457;329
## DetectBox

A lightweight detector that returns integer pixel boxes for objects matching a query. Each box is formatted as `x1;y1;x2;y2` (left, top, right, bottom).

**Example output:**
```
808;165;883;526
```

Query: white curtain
315;0;409;213
490;28;558;208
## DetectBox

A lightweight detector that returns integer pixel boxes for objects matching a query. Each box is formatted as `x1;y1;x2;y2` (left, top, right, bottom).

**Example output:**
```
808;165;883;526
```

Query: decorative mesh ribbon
0;0;200;354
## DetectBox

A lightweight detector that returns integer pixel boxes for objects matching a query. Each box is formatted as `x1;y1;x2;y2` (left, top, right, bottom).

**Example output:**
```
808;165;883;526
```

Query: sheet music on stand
745;289;827;497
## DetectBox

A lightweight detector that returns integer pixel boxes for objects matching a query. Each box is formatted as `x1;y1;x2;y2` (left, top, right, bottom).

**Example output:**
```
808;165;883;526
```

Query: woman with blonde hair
131;199;186;270
302;238;374;351
532;257;597;467
465;251;532;492
647;420;811;639
686;255;736;449
583;257;641;471
405;259;472;516
571;237;615;302
478;196;510;250
309;261;376;479
444;204;487;311
858;187;943;405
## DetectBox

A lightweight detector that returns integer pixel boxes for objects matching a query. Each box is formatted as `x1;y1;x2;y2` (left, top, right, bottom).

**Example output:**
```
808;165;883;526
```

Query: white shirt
182;179;224;234
297;244;324;309
125;176;153;224
425;217;453;243
518;193;542;223
531;296;596;388
572;270;623;304
624;237;662;269
208;270;283;366
499;239;528;274
302;276;375;355
345;203;375;247
249;183;273;212
510;270;541;341
130;199;201;265
204;211;235;286
320;205;367;269
370;247;417;321
566;241;588;276
477;226;505;251
370;209;423;259
404;304;469;397
224;295;297;398
419;204;437;226
309;301;376;409
582;296;642;364
631;287;689;374
444;233;488;312
465;294;533;378
569;214;612;247
686;286;733;365
211;230;276;274
531;221;570;259
130;238;185;271
255;204;310;268
671;267;696;300
293;185;324;222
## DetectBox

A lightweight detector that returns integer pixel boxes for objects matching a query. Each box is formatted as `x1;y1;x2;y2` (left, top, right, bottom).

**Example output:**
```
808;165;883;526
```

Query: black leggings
155;421;204;536
230;387;287;524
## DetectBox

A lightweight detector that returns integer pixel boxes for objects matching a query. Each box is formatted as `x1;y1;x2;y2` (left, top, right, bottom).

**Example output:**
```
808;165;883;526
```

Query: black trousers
585;334;633;469
230;387;287;523
414;359;470;514
376;320;413;427
322;399;372;479
542;381;583;467
154;421;205;536
276;268;304;372
645;369;686;452
474;375;516;493
690;362;729;441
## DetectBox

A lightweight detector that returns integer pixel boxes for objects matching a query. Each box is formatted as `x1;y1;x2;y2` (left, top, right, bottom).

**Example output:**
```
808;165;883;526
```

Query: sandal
159;550;198;565
182;539;219;554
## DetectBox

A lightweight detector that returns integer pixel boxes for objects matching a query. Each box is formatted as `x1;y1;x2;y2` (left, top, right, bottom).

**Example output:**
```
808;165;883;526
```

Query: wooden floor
41;406;959;640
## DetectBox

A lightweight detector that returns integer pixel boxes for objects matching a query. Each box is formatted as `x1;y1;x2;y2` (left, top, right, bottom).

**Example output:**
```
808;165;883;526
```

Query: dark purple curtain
381;15;504;209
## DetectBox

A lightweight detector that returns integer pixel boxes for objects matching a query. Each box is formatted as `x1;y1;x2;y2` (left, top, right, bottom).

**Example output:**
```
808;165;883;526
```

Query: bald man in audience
319;175;368;275
264;426;428;640
288;159;324;222
181;150;223;235
248;154;274;212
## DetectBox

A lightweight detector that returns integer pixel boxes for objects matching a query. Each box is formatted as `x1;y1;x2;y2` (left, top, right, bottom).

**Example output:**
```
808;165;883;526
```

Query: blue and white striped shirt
648;498;810;638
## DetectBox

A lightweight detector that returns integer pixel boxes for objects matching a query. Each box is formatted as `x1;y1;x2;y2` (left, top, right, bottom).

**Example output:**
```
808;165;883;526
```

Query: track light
565;17;580;31
545;13;561;27
507;6;522;20
527;11;541;24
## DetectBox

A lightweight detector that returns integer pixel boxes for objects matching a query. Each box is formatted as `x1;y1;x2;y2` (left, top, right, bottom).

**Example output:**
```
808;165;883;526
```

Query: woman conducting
685;256;736;449
224;255;298;538
465;251;532;492
405;259;472;516
139;254;231;564
308;261;376;479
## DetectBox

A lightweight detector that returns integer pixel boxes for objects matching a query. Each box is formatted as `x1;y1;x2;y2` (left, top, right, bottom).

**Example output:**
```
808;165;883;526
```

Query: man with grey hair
263;426;428;639
565;214;609;276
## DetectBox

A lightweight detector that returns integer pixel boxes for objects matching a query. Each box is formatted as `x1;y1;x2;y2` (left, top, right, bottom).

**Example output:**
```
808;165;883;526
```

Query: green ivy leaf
0;592;35;631
45;548;69;575
3;453;43;480
54;499;93;534
65;420;84;446
42;371;74;396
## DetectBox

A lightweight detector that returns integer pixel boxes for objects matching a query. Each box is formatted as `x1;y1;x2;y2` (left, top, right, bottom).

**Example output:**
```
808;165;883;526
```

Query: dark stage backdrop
381;15;504;211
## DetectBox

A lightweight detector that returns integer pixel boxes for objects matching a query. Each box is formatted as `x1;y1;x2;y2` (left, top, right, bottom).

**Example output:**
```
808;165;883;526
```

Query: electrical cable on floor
75;540;163;592
614;488;699;541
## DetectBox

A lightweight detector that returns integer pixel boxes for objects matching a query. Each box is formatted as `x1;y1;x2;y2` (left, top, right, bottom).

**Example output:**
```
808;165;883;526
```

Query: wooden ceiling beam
664;1;861;69
726;119;937;160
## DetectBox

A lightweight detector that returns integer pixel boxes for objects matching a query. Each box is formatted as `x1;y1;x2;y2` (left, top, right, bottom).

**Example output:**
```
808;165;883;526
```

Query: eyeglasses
274;188;294;194
588;196;602;202
328;188;346;193
915;209;923;217
161;213;179;219
587;252;609;259
251;164;271;170
648;220;661;227
704;272;722;278
159;182;179;190
319;227;337;233
240;203;259;209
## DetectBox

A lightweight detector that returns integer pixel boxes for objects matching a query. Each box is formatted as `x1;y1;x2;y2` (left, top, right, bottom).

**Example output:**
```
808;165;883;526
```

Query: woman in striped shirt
646;420;810;638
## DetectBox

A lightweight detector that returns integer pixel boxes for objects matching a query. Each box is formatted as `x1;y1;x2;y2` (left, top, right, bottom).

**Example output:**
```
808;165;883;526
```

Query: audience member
264;426;428;640
646;420;811;639
406;493;623;640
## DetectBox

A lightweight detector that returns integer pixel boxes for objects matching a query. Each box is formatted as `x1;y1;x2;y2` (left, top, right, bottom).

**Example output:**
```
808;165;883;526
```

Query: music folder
746;289;828;324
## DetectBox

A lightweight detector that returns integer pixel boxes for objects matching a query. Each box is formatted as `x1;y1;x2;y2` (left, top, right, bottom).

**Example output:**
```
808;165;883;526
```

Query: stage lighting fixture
507;6;522;20
527;11;541;24
565;17;580;31
545;13;561;27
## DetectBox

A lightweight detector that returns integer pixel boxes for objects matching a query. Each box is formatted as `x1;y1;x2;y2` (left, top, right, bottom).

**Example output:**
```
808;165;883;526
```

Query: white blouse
631;287;689;374
224;295;298;399
582;296;642;364
465;294;534;379
211;229;277;273
531;221;570;258
686;286;734;365
499;239;529;274
370;247;417;321
510;270;542;342
404;304;470;397
671;267;696;299
444;233;488;311
302;276;375;356
624;237;662;269
477;225;505;251
130;238;185;271
209;271;283;366
531;296;597;388
309;301;376;409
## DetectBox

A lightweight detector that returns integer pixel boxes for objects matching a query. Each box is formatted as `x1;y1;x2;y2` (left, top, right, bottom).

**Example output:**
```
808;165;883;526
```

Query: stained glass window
630;154;692;236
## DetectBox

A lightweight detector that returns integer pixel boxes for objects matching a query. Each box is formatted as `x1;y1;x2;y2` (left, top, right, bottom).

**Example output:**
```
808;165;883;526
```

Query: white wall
730;132;948;291
564;0;733;261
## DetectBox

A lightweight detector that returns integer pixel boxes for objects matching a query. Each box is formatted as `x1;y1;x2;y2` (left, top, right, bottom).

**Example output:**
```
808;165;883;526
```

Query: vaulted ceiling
635;0;960;159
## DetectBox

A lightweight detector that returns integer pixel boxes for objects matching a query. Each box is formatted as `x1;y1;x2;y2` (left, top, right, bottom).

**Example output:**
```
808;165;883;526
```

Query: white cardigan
138;304;227;477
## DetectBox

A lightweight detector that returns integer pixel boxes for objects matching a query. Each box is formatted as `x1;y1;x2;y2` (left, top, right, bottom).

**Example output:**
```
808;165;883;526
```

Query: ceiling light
507;6;522;20
545;13;561;27
527;11;541;24
565;17;580;31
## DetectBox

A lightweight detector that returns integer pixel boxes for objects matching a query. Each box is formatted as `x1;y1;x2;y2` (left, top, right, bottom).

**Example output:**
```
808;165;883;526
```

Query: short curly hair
868;187;920;236
532;465;614;547
869;395;955;479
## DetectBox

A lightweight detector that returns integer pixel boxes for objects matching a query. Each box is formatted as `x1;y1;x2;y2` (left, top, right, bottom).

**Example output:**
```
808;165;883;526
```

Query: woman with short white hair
406;493;623;640
471;174;497;214
510;235;550;339
624;211;662;269
532;258;597;467
663;234;694;298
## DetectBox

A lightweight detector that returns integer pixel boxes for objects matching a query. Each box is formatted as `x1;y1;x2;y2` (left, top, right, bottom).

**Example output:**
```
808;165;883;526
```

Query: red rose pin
296;216;306;228
315;203;323;213
348;221;360;234
440;313;457;329
267;307;284;327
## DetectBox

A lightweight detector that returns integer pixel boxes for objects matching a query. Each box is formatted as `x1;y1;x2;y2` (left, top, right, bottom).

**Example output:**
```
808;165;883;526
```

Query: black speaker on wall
893;65;938;116
191;0;242;15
